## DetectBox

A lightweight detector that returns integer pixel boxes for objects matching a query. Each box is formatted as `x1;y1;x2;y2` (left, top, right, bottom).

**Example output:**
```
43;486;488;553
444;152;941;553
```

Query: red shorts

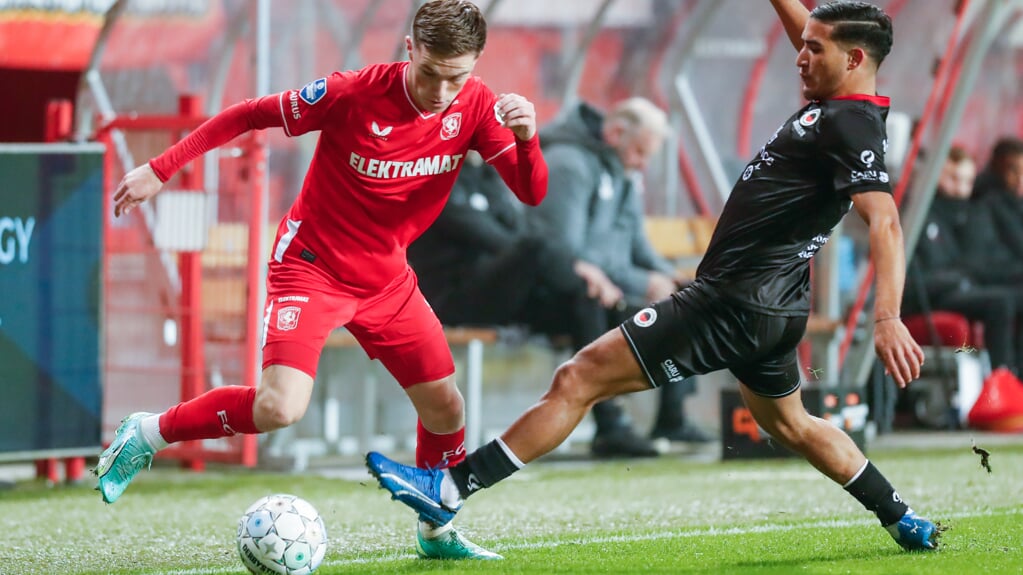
260;257;454;388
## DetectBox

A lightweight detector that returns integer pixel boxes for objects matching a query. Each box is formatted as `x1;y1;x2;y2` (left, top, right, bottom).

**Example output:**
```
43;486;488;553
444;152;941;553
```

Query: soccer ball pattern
238;494;327;575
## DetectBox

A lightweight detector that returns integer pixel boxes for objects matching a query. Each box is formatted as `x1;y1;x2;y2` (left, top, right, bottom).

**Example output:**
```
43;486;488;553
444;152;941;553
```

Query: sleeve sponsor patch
299;78;327;105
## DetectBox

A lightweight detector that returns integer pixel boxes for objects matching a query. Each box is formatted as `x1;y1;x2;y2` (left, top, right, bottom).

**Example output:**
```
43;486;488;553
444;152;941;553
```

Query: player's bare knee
253;392;308;431
410;376;464;429
548;359;598;406
261;405;306;431
430;386;465;421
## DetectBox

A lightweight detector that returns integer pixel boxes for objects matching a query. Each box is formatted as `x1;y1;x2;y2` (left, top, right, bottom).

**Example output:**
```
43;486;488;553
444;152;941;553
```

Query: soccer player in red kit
96;0;545;560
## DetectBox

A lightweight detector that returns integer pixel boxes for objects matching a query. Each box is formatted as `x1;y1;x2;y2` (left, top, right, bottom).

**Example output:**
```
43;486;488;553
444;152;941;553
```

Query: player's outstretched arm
112;97;286;217
852;191;924;388
770;0;810;52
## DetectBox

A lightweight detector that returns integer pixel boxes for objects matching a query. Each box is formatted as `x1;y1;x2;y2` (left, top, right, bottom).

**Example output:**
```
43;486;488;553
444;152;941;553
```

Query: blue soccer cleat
365;451;460;526
416;526;502;560
94;412;157;504
886;511;939;551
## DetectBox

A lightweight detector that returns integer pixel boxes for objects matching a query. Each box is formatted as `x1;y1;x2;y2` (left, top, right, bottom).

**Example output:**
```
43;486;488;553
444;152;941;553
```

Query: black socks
844;460;909;526
447;439;523;499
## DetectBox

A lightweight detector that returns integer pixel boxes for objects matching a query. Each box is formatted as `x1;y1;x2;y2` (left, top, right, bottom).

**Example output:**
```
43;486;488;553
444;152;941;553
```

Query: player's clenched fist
113;163;163;217
494;93;537;141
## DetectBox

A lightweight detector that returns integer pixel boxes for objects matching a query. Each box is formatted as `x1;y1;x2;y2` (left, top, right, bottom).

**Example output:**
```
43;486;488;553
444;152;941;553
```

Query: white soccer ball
237;494;327;575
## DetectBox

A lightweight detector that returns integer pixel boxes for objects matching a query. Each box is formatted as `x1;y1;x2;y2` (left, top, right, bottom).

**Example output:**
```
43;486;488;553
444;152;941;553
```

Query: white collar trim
402;61;435;120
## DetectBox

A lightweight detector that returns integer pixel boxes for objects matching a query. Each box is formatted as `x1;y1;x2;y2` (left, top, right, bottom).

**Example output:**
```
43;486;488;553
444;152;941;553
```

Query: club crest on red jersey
277;306;302;331
440;113;462;140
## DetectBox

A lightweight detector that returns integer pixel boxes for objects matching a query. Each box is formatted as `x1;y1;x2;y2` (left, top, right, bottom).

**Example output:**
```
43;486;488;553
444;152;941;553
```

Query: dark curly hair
810;1;893;68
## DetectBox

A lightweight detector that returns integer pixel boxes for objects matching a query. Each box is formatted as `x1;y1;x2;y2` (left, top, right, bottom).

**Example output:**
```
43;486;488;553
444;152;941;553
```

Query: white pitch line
157;506;1020;574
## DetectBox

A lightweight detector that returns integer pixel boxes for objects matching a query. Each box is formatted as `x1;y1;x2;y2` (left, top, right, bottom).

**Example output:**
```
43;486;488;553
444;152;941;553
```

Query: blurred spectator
905;146;1023;375
979;138;1023;259
409;152;621;355
532;97;714;455
972;137;1023;202
956;143;1023;283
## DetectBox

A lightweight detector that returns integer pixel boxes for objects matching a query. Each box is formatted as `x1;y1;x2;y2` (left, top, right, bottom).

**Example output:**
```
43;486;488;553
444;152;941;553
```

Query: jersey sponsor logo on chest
349;151;464;179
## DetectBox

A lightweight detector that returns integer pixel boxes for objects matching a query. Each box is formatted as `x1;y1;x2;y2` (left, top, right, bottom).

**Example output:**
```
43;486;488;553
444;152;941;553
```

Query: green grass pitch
1;442;1020;574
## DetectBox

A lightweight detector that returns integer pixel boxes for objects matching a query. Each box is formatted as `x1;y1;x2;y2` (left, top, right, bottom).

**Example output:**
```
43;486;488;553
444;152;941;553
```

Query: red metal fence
95;95;263;469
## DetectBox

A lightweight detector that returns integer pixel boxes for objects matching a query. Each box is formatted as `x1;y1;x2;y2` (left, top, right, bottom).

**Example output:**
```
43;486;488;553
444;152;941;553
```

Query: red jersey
150;61;547;293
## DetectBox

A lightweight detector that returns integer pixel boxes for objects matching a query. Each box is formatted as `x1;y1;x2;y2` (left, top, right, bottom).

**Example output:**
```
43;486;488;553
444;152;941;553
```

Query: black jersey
696;95;892;316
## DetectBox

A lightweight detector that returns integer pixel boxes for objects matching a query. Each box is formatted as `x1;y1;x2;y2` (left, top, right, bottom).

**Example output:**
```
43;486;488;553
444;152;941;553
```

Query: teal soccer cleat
365;451;460;526
886;511;939;551
94;412;157;504
416;527;503;560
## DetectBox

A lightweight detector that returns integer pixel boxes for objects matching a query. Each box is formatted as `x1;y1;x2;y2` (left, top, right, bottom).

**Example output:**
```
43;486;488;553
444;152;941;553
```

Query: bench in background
324;327;501;455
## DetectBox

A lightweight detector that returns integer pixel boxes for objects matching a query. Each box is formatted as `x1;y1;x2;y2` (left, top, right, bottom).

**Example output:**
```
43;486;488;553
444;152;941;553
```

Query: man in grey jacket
531;97;712;456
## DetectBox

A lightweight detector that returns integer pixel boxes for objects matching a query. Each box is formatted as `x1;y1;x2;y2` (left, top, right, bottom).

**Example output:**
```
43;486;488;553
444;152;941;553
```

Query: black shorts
619;283;807;397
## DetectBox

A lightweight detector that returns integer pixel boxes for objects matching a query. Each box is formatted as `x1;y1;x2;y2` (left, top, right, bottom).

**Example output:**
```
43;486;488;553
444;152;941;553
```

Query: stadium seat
901;312;988;427
902;311;985;350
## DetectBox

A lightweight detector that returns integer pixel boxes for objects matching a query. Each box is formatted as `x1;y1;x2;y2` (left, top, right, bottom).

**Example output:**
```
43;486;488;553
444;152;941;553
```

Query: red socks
416;419;466;469
158;386;259;444
158;388;464;470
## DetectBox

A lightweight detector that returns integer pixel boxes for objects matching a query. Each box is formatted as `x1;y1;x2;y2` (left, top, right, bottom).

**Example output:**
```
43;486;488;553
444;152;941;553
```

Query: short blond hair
607;97;670;139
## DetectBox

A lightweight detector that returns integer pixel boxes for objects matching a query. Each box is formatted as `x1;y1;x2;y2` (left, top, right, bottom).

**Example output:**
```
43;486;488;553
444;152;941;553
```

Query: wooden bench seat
644;215;717;260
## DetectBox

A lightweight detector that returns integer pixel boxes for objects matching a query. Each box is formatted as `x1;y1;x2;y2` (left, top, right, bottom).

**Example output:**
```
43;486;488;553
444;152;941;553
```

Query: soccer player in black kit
367;0;938;552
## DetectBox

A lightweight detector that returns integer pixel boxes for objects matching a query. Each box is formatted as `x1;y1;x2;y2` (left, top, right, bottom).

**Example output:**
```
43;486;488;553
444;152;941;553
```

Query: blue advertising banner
0;143;104;460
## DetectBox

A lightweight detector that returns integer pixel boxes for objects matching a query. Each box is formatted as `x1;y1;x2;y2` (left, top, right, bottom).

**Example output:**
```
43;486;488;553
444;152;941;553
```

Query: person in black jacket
410;152;619;350
906;146;1022;374
971;137;1023;202
975;138;1023;263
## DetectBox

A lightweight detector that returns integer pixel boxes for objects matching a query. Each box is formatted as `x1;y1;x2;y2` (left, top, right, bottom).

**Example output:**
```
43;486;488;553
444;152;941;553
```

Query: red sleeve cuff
148;160;169;183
